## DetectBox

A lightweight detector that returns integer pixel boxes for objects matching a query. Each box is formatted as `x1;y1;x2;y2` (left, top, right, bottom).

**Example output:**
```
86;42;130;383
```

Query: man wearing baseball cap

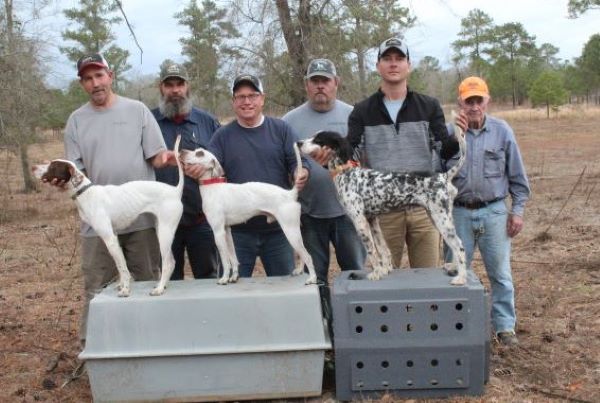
60;53;177;346
445;76;530;346
347;37;460;271
282;59;366;286
153;62;221;282
186;73;310;279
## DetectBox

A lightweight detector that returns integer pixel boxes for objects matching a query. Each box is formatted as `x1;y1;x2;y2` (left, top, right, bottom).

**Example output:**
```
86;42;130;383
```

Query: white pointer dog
298;122;468;285
180;145;317;285
32;136;184;297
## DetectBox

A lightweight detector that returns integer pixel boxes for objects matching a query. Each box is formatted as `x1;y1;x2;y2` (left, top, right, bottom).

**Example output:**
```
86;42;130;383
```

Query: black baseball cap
232;74;264;94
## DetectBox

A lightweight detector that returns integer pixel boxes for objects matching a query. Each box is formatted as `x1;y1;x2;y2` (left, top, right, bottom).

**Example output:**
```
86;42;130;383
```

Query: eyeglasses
233;93;262;102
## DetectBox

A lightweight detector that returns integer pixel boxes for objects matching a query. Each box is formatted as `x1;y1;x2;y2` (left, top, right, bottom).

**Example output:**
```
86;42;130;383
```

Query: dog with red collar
180;144;317;285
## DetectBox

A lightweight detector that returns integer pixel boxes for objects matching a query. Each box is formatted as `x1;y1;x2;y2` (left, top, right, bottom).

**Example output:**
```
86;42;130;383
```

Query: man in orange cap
446;76;531;346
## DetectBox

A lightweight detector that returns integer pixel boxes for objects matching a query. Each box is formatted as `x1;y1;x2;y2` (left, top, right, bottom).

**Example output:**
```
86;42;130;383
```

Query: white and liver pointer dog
298;122;468;285
32;136;184;297
180;144;317;286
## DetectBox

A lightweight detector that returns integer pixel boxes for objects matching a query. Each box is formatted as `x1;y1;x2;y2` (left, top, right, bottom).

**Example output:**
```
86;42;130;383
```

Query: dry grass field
1;105;599;402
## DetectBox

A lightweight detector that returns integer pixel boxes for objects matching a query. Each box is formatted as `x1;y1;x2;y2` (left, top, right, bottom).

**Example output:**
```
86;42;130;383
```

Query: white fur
180;145;317;285
32;137;184;297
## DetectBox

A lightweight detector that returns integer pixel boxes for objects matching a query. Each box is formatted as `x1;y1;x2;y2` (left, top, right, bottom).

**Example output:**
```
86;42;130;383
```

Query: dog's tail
446;111;467;182
292;142;303;197
174;135;184;195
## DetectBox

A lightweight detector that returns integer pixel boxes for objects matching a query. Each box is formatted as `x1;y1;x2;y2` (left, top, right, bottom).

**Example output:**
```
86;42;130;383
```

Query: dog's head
180;148;225;179
32;159;85;188
297;131;354;171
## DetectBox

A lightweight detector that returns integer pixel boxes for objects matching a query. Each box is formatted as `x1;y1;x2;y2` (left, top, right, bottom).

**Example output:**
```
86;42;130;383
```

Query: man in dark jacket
153;62;220;280
347;37;459;270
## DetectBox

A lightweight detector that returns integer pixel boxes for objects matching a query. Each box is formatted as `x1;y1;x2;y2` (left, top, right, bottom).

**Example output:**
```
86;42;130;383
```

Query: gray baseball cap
160;63;188;82
377;37;410;60
232;74;264;94
305;58;337;79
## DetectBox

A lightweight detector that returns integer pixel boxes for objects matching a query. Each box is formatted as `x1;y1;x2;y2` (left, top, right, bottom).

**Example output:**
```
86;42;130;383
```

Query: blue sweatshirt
209;116;308;231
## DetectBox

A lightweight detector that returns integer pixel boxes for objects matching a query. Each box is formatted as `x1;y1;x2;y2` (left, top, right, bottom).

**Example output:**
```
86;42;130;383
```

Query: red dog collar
200;177;227;185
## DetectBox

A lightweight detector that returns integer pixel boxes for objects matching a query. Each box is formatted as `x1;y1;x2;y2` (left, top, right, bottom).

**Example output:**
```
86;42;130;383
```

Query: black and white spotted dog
298;126;467;285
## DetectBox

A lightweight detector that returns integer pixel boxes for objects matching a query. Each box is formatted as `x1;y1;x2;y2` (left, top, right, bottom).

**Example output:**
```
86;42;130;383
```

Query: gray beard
159;96;193;119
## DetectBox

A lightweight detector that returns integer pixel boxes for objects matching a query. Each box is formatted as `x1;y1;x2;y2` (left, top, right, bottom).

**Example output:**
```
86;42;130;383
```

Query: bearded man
153;62;220;280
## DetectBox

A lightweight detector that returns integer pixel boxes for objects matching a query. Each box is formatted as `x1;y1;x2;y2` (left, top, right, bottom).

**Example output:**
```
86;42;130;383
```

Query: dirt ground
1;107;599;402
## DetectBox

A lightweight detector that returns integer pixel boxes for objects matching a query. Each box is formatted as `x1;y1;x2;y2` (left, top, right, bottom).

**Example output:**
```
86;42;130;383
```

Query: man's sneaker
497;331;519;346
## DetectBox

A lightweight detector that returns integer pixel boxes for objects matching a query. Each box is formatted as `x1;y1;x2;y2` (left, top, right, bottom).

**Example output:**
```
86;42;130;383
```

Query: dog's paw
305;275;318;285
117;286;130;297
443;262;458;277
228;273;239;283
291;267;304;277
450;274;467;286
217;277;229;285
149;286;165;296
367;271;382;281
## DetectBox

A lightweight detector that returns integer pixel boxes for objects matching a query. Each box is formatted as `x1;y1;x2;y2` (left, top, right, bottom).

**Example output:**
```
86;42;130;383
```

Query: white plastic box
79;275;331;402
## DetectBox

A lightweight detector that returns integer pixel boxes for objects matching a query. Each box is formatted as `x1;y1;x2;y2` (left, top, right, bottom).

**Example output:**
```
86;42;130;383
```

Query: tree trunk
355;17;367;98
275;0;307;106
19;142;36;193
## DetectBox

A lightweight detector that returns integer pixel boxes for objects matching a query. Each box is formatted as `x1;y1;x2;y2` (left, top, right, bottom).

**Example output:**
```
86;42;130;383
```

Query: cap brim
306;72;335;79
161;75;188;82
460;91;489;100
77;62;109;76
232;80;262;94
379;46;407;59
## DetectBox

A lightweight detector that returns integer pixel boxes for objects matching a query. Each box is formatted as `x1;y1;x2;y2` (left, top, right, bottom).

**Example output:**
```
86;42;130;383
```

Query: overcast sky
40;0;599;88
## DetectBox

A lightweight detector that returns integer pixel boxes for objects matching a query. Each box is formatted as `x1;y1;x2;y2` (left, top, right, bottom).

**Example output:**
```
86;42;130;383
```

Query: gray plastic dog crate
332;269;490;400
79;275;331;402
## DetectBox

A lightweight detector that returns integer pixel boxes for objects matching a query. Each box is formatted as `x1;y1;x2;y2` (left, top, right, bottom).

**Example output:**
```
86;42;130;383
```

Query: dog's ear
320;132;353;163
210;158;225;178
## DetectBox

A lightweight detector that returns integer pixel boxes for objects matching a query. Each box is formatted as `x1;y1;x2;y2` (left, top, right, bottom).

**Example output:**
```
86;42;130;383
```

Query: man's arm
347;107;364;151
430;99;459;160
505;125;530;237
151;151;178;168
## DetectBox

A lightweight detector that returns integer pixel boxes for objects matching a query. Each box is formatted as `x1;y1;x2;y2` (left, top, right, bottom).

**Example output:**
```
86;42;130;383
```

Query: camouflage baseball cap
160;63;189;82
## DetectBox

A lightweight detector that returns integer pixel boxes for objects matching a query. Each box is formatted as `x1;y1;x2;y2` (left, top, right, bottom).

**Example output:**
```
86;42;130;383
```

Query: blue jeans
171;222;219;280
445;200;515;333
301;214;366;284
232;229;294;277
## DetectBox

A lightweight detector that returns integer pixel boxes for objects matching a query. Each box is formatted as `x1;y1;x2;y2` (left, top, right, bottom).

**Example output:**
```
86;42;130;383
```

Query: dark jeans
232;229;295;277
301;214;366;284
171;222;219;280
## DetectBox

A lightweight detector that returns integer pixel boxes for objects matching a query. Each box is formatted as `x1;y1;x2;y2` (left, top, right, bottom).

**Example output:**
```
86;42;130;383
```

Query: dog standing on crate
298;123;467;285
180;144;318;286
32;136;184;297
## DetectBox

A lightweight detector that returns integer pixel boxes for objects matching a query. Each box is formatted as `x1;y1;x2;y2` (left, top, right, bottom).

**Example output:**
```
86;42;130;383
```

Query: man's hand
294;167;309;191
183;162;209;181
310;146;333;166
455;110;468;133
507;214;524;237
152;150;178;168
